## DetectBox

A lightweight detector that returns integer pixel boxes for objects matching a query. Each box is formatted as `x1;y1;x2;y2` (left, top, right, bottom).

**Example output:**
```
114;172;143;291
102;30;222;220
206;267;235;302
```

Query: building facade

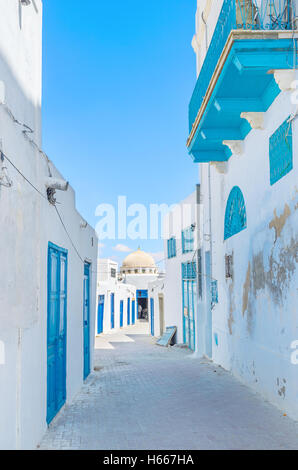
96;259;136;334
188;0;298;419
159;189;201;348
120;248;159;323
0;1;97;449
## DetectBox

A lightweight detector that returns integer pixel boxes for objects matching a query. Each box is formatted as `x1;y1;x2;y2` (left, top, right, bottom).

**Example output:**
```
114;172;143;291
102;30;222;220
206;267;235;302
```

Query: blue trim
224;186;247;240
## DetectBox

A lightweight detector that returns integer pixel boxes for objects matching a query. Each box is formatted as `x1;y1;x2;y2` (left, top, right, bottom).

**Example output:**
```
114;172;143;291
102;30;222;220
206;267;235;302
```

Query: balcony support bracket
222;140;243;156
272;69;297;92
240;112;264;130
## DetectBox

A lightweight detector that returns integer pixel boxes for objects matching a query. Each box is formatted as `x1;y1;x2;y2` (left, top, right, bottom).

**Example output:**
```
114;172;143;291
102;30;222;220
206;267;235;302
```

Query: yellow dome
122;248;156;269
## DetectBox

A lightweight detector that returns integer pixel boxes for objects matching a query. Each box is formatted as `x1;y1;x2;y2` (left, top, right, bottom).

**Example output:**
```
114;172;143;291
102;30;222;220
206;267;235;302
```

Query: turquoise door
127;298;131;325
182;263;197;351
132;300;136;325
111;293;115;329
97;295;104;334
47;243;67;424
83;262;91;380
150;298;154;336
120;300;124;327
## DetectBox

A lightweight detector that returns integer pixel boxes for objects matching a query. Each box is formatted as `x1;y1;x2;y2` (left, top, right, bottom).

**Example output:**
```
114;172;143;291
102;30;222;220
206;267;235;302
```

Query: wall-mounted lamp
20;0;31;6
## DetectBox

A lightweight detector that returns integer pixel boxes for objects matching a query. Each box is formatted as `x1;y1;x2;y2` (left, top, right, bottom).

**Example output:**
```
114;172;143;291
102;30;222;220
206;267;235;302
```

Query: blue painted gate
83;262;91;380
110;293;115;329
120;300;124;327
97;295;105;334
132;300;136;325
127;298;131;325
182;262;197;351
47;243;68;424
150;298;154;336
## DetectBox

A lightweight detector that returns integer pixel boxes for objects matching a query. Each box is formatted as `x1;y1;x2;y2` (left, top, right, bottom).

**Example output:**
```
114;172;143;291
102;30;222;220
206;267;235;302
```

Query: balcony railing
189;0;296;132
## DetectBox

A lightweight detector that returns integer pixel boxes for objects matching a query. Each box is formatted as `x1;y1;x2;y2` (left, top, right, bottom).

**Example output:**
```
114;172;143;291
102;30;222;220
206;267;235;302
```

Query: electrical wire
1;150;48;200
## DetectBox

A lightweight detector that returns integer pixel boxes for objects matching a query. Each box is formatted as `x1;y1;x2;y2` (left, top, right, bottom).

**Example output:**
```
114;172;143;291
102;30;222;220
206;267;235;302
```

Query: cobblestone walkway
39;322;298;450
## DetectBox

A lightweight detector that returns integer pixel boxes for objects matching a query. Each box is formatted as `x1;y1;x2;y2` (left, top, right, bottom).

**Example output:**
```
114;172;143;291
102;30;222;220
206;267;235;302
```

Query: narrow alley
39;323;298;451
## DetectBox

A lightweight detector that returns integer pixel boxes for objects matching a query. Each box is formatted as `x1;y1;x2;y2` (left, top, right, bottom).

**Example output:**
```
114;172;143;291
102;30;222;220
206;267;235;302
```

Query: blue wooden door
132;300;136;325
127;298;131;325
182;263;196;351
182;280;196;351
83;262;91;380
97;295;104;334
110;293;115;329
120;300;124;328
150;298;154;336
47;243;67;424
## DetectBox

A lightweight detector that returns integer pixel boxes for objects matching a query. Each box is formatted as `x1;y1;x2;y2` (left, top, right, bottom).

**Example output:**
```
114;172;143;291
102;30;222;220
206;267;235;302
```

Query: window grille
269;117;293;185
224;186;247;240
182;227;194;253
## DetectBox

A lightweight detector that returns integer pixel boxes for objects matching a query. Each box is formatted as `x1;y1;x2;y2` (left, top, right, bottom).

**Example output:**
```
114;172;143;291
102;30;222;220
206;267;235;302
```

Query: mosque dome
121;248;158;275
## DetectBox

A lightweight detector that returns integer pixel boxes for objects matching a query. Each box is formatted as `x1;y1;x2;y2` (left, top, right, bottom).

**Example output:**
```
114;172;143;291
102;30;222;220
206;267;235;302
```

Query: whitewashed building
148;278;165;338
96;259;136;334
120;248;159;327
148;188;202;346
188;0;298;419
0;1;97;449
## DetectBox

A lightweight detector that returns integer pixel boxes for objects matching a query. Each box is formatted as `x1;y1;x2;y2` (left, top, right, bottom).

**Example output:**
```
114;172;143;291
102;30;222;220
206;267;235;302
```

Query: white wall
163;190;199;345
97;280;136;334
208;91;298;419
148;279;165;338
122;273;158;291
191;0;298;419
0;1;98;449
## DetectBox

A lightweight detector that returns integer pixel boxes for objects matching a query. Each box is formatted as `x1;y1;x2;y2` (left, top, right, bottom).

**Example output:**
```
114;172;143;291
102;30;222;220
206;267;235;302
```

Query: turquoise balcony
187;0;297;163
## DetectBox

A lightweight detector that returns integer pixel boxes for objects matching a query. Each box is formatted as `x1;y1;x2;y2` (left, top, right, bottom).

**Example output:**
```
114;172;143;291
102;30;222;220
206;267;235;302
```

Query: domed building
120;248;159;320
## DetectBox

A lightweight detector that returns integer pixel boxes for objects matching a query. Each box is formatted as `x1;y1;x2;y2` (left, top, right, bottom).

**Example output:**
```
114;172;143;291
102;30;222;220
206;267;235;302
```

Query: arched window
224;186;247;240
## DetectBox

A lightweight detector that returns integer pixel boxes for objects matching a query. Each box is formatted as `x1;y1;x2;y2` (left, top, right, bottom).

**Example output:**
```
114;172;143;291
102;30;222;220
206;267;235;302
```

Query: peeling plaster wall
208;90;298;420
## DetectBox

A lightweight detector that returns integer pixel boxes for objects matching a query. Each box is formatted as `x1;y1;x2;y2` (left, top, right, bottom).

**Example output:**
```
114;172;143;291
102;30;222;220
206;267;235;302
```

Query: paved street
39;322;298;450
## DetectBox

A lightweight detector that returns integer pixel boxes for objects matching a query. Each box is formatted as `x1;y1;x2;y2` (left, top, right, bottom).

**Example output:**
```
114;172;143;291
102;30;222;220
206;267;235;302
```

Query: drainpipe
201;11;208;52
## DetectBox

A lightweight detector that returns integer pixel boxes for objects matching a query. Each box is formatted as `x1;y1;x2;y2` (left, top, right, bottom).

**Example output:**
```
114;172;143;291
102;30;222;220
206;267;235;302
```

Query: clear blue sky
42;0;199;265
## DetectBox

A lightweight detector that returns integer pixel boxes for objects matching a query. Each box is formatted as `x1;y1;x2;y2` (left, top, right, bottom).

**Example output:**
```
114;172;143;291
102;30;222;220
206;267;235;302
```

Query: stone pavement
39;322;298;450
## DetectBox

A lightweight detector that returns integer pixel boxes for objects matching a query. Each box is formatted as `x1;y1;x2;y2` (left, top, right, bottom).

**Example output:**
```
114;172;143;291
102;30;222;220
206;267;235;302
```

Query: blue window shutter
224;186;247;240
269;117;293;185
